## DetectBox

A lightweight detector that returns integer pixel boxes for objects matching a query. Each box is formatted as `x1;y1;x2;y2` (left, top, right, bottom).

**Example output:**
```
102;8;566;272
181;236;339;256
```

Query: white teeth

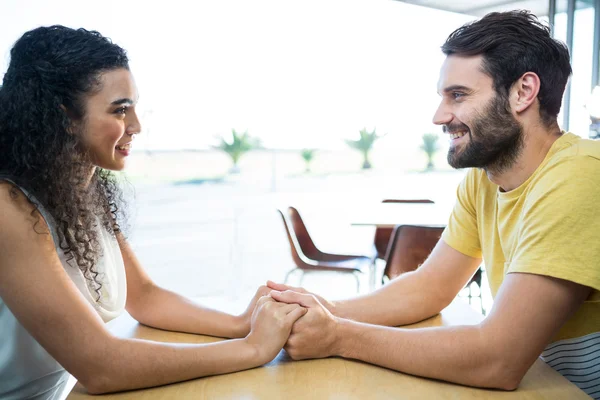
116;143;131;151
450;131;466;140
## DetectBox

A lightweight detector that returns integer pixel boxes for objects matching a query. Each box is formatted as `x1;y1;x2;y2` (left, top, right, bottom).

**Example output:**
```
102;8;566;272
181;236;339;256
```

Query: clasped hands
241;280;341;364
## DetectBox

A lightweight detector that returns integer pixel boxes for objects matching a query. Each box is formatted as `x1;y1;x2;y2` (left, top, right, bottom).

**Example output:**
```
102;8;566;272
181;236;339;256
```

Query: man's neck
486;125;563;192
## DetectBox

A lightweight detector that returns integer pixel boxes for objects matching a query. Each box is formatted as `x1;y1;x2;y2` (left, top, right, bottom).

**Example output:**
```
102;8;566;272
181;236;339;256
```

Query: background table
351;202;450;228
67;300;588;399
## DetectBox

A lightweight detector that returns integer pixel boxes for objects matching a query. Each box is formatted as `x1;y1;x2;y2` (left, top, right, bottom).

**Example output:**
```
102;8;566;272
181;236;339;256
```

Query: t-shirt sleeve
441;169;482;259
508;155;600;292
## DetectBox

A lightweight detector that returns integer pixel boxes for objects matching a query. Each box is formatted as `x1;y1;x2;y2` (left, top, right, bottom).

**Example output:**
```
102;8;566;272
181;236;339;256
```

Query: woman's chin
94;160;127;172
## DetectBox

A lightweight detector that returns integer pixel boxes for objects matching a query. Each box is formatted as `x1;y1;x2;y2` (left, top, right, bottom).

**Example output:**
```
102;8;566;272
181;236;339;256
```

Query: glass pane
569;3;595;136
553;0;569;129
553;0;596;133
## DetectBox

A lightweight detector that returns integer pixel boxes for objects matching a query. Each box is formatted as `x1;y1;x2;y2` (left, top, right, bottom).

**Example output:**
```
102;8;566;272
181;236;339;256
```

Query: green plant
345;128;383;169
215;129;260;173
421;133;440;171
300;148;316;172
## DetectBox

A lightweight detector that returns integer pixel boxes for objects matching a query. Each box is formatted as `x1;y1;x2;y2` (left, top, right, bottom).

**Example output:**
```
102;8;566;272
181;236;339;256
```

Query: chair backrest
374;199;435;260
286;206;321;260
383;225;443;281
277;208;312;268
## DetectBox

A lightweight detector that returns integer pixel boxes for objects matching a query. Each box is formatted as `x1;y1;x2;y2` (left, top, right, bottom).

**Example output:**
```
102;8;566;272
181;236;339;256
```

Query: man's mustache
443;123;470;134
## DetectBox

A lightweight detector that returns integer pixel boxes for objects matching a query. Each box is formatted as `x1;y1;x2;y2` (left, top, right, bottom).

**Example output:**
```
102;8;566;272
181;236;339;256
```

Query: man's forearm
334;319;519;390
332;270;452;326
127;285;245;338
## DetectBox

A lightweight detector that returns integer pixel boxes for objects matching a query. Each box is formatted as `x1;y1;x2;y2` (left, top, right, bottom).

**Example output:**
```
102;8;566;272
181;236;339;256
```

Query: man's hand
266;281;336;314
269;290;340;360
236;285;272;337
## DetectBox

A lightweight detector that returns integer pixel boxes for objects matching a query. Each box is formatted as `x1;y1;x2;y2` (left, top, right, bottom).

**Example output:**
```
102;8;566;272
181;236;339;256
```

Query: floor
123;169;493;314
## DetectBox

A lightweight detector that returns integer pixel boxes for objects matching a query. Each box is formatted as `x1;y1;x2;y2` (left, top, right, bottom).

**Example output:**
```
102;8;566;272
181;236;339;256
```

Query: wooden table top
351;202;450;228
67;300;589;399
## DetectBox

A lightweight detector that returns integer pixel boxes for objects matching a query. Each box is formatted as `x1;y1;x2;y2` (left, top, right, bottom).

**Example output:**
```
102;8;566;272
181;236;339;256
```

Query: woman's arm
0;185;305;394
119;236;267;338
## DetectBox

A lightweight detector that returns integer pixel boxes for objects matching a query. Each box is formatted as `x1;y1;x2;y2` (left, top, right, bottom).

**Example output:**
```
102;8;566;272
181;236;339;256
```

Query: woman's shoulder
0;181;51;238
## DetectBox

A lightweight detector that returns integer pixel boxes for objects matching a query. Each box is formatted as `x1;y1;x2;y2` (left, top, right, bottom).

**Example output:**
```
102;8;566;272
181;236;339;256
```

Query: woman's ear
60;104;76;135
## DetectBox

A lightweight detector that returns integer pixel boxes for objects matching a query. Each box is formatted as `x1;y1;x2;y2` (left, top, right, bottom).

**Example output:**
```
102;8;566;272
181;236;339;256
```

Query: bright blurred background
2;0;599;314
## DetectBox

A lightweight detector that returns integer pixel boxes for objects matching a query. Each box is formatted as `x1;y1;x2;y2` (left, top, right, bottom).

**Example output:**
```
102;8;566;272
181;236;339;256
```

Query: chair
277;206;372;292
373;199;435;261
383;224;484;313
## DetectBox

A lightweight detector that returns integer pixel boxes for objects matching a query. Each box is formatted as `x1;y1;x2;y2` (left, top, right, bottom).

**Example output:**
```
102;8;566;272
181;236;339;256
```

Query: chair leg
468;284;473;305
299;270;306;286
284;269;294;284
354;272;361;293
369;261;377;292
478;286;486;316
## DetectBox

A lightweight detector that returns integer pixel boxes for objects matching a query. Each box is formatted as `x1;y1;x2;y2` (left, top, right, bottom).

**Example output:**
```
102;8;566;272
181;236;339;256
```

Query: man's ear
510;72;541;114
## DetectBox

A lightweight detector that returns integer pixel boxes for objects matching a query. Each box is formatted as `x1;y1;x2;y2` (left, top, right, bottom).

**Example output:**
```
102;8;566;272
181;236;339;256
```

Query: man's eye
115;107;127;115
452;92;465;100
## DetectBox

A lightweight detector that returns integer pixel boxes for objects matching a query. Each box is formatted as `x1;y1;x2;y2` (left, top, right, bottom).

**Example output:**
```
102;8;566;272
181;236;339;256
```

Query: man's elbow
489;374;521;391
483;356;527;391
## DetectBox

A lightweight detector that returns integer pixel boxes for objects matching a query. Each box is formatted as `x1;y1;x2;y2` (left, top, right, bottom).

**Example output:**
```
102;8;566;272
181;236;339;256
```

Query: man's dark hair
442;10;572;127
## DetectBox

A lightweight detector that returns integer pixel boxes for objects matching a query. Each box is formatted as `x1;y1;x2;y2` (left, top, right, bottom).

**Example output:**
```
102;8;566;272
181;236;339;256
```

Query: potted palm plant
421;133;440;171
215;129;260;173
346;128;382;169
300;148;316;173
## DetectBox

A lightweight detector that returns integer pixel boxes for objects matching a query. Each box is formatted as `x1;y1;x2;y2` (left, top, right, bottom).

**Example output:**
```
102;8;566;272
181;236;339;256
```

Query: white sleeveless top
0;182;127;400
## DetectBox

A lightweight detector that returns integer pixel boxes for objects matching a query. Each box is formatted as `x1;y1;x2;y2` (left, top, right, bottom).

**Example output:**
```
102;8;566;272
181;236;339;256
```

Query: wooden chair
277;206;372;292
383;224;484;313
373;199;435;261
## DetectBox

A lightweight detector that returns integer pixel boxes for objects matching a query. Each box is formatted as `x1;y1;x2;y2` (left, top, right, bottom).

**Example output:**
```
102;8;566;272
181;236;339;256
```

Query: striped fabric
541;332;600;399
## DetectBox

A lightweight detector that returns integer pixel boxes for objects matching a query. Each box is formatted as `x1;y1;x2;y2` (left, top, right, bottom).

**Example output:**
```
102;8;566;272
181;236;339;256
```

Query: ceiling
395;0;594;17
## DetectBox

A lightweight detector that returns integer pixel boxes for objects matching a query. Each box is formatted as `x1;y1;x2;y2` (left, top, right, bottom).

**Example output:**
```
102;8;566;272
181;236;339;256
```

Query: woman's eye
115;107;127;115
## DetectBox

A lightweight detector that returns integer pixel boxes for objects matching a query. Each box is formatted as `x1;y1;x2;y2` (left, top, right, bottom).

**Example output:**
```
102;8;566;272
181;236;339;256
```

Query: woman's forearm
127;285;246;338
84;336;261;394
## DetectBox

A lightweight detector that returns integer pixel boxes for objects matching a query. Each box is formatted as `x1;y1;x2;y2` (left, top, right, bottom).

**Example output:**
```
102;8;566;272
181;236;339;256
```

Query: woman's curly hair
0;25;130;301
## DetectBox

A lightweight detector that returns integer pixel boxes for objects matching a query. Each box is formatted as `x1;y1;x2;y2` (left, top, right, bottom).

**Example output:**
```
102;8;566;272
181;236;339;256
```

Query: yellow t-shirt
442;133;600;342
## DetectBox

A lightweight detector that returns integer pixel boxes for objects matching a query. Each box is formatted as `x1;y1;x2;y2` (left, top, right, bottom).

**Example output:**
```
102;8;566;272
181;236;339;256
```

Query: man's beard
446;94;524;174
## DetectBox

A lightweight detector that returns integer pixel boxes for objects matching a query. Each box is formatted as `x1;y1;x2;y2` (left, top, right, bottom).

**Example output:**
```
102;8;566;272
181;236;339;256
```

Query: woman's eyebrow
111;98;134;106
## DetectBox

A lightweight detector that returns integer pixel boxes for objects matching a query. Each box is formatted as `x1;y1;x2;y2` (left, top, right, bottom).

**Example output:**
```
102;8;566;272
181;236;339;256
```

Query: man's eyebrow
442;85;472;93
111;98;134;106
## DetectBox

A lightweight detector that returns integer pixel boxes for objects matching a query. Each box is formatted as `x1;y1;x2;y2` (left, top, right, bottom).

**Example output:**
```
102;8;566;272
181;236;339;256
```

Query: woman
0;26;306;398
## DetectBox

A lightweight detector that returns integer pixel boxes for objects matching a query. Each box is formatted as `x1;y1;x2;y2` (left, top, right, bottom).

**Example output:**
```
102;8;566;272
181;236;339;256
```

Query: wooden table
67;300;589;399
351;202;450;228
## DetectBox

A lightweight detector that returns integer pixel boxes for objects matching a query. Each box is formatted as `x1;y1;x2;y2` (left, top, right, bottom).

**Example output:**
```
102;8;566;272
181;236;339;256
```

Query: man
267;10;600;397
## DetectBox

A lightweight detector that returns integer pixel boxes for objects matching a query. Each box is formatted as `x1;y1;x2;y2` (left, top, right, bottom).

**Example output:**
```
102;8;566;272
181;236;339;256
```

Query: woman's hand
244;295;307;364
235;285;273;337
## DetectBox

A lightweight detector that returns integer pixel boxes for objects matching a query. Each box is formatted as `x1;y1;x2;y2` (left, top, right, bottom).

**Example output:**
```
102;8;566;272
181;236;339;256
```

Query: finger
267;281;306;293
256;295;275;308
271;290;318;308
285;306;308;324
254;285;272;299
266;280;292;290
276;303;304;315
